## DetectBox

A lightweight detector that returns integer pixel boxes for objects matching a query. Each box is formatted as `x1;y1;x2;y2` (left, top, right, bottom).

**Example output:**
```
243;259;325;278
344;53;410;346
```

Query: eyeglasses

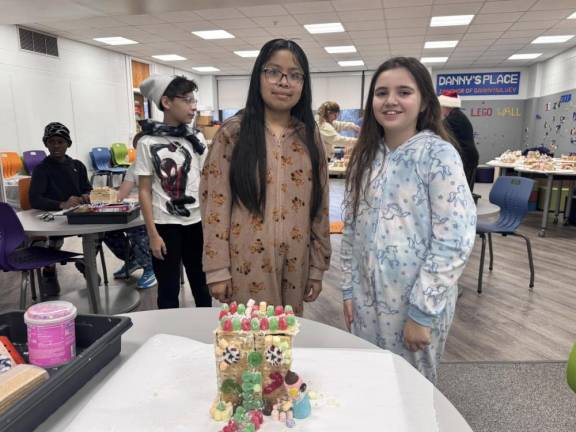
174;96;198;106
262;67;305;85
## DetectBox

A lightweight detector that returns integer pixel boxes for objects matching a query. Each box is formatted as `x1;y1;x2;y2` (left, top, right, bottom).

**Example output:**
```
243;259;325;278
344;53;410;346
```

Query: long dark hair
229;39;323;219
346;56;452;218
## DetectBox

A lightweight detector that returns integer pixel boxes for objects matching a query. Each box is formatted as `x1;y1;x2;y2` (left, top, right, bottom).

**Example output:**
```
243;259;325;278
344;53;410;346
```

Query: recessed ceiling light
430;15;474;27
424;40;459;49
568;11;576;19
421;57;448;63
508;53;542;60
338;60;364;67
532;35;574;44
192;30;235;40
193;66;220;72
304;23;345;34
234;50;260;58
152;54;186;61
93;37;138;45
325;45;357;54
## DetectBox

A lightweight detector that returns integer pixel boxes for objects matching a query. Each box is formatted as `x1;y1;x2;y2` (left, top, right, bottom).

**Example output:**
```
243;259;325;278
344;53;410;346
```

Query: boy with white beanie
135;75;211;309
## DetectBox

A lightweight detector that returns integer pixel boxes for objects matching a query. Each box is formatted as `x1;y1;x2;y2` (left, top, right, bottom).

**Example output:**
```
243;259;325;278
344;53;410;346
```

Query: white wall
0;25;132;170
528;46;576;97
217;72;370;111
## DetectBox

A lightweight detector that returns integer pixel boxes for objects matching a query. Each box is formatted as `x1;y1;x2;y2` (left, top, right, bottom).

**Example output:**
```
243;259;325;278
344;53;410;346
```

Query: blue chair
89;147;127;186
0;203;81;308
476;176;535;294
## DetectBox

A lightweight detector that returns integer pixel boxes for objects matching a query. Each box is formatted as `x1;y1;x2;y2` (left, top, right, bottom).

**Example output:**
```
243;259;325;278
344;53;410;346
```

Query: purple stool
0;203;81;308
22;150;46;175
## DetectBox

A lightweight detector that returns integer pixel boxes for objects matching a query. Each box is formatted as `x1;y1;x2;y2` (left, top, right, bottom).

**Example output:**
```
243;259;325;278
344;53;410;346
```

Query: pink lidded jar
24;301;77;368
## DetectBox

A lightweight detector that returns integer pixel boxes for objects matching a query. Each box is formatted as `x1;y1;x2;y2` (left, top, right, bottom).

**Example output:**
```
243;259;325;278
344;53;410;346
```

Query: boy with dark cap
29;122;92;298
135;75;211;309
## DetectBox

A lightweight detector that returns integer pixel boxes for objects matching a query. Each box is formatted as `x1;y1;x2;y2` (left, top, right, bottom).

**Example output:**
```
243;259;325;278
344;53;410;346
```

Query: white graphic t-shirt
134;133;207;225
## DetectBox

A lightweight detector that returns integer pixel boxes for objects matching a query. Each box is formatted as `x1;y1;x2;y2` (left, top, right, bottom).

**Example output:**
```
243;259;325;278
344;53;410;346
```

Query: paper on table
63;334;443;432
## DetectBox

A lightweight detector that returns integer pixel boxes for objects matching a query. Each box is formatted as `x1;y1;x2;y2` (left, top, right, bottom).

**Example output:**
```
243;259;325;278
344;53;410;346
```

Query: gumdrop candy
248;351;263;368
267;305;275;317
219;310;229;320
237;304;246;315
232;318;241;331
260;318;269;330
278;317;288;330
275;305;284;315
284;305;294;315
269;317;278;331
286;315;296;327
223;319;233;332
242;318;251;331
251;318;260;331
230;302;238;314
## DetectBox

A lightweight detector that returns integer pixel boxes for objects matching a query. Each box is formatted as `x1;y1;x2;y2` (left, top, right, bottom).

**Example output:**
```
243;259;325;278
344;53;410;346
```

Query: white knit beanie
139;75;176;109
438;90;462;108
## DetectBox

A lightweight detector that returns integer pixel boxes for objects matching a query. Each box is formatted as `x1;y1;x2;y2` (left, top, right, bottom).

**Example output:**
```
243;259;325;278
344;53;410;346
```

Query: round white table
17;209;142;314
35;308;473;432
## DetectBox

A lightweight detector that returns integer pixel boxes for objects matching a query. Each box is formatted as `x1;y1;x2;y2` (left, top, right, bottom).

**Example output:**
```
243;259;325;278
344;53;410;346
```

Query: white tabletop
36;308;472;432
17;209;144;236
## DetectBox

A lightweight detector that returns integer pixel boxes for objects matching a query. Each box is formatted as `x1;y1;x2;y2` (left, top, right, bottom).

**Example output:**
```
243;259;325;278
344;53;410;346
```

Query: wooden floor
2;179;575;362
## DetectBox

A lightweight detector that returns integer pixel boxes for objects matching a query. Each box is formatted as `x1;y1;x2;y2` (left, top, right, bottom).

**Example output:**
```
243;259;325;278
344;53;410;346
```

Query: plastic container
65;204;140;225
24;301;77;368
0;311;132;432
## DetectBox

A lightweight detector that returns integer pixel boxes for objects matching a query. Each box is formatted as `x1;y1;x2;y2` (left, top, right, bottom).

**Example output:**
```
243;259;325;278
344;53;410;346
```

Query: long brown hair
317;101;340;124
345;57;453;218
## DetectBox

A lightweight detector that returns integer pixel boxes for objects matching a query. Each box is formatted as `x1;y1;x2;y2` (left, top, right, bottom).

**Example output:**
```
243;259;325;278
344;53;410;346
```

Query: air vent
18;28;59;57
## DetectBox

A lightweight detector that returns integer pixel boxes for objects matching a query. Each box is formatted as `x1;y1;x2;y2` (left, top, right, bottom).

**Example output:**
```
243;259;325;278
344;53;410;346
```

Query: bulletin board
522;90;576;156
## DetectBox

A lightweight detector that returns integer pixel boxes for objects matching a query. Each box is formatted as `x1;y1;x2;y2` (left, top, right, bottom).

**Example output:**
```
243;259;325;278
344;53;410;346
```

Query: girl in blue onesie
341;57;476;383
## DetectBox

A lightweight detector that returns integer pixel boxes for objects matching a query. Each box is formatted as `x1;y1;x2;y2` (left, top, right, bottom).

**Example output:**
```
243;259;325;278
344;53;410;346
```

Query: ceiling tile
338;9;385;22
382;0;433;7
112;14;165;25
463;32;502;41
385;17;428;29
152;11;204;23
209;18;259;30
480;1;538;14
468;23;512;33
500;30;543;38
283;2;336;14
520;10;573;21
331;0;383;11
431;3;482;16
195;8;244;20
387;27;427;37
237;5;287;16
252;15;299;27
292;12;341;24
508;20;557;31
472;12;524;24
344;21;386;31
385;6;432;19
530;0;576;11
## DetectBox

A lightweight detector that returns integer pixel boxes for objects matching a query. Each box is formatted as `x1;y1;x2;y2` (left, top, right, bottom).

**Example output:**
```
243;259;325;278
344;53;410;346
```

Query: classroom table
35;308;474;432
17;209;142;314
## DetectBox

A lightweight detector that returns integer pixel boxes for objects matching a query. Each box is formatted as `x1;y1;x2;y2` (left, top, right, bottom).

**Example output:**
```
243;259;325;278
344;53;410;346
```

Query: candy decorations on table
212;299;309;431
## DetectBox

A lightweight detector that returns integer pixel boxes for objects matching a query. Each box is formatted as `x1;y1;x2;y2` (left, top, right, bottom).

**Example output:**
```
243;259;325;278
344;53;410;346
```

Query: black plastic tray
0;311;132;432
66;205;140;225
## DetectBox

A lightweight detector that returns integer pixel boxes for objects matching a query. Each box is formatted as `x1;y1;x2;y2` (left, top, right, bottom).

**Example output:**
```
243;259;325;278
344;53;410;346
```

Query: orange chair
128;148;136;163
0;152;23;178
18;177;32;210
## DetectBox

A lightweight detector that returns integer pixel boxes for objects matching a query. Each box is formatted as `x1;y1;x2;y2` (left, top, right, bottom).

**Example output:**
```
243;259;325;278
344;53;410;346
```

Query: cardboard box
200;125;220;140
196;115;213;127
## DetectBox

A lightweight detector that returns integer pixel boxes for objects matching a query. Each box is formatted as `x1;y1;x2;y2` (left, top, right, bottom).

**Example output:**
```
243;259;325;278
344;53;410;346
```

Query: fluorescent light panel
421;57;448;63
234;50;260;58
93;37;138;45
338;60;364;67
508;53;542;60
430;15;474;27
193;66;220;72
325;45;356;54
568;11;576;19
152;54;186;61
304;22;345;34
532;35;574;44
424;40;458;49
192;30;234;40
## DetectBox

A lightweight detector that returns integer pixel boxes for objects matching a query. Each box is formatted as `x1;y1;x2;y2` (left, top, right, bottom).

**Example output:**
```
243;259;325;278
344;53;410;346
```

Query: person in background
438;90;479;190
135;75;211;309
341;57;476;383
28;122;92;299
316;101;359;160
101;132;157;289
201;38;331;315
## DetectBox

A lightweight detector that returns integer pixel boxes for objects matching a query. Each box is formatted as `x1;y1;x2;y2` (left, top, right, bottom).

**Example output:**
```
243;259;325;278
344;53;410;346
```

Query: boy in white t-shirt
135;75;211;309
